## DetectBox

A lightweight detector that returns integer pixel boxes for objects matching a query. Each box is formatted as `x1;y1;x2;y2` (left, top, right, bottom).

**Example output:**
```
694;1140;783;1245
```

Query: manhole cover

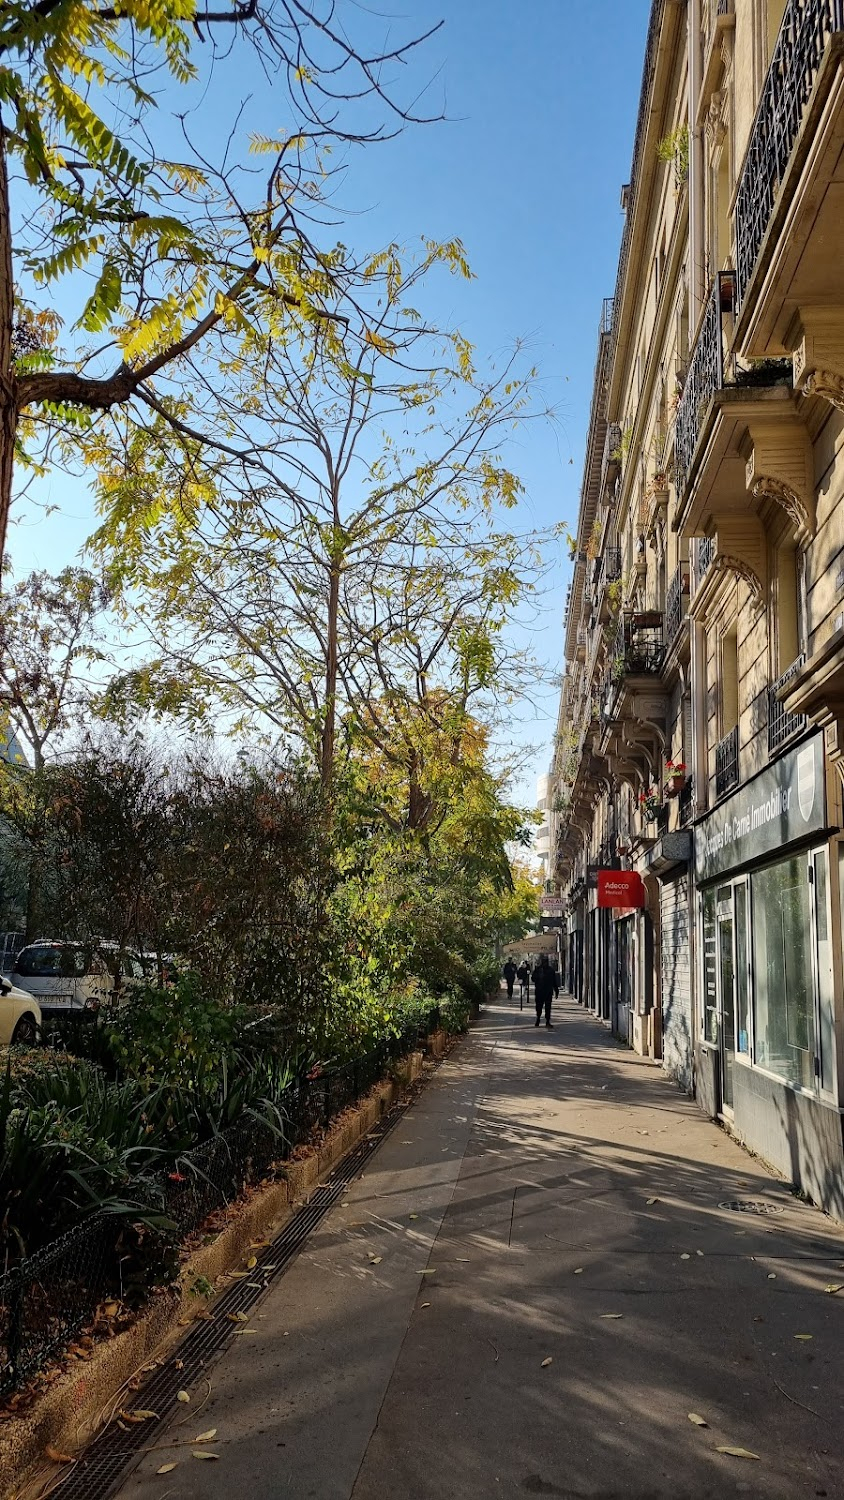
718;1200;785;1214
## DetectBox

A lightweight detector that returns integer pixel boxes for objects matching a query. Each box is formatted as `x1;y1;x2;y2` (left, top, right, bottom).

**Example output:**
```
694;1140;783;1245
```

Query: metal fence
0;1011;440;1396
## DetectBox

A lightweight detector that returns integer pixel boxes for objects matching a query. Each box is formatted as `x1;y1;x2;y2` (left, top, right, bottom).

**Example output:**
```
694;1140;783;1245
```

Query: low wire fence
0;1009;441;1397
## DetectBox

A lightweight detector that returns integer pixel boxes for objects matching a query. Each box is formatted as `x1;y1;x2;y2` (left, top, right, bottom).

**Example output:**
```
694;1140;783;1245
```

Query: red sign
597;870;645;909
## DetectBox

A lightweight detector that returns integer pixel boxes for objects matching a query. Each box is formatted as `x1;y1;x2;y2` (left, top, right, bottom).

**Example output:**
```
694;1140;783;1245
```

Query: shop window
734;882;750;1055
701;887;718;1044
752;856;816;1090
817;849;836;1096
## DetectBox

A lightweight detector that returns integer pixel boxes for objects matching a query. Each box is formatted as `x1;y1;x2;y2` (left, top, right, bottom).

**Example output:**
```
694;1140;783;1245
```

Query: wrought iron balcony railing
612;612;666;680
665;561;690;648
768;654;808;752
696;535;716;585
675;273;734;495
734;0;844;312
715;725;739;798
678;773;695;826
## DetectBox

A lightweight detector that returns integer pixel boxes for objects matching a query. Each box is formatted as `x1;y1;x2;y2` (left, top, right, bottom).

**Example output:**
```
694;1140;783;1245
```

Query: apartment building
552;0;844;1218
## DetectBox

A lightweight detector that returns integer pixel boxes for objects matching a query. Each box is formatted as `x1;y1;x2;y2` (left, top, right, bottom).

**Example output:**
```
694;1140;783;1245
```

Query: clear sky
10;0;651;805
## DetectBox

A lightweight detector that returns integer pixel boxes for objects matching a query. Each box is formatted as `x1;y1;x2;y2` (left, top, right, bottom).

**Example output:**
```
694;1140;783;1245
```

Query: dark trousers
506;982;514;999
535;992;553;1023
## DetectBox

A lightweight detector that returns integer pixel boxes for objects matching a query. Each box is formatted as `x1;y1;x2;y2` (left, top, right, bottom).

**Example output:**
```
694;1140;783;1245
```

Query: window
15;944;86;978
753;856;815;1090
766;0;787;60
734;882;750;1055
721;626;738;733
775;542;801;673
702;887;718;1044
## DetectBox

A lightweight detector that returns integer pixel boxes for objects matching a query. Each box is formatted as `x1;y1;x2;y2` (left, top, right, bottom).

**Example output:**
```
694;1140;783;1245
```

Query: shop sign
539;896;565;916
695;731;827;883
597;870;645;909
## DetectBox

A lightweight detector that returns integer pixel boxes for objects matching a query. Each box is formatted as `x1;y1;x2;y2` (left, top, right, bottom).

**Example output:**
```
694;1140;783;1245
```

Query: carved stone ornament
801;369;844;414
749;476;810;537
714;554;765;612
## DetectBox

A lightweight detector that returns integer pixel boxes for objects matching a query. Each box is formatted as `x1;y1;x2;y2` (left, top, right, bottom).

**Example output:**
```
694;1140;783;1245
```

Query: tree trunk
0;117;17;574
320;558;340;793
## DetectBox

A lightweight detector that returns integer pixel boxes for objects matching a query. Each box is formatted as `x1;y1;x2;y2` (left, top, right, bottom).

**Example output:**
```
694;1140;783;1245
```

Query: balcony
715;725;739;798
674;273;805;570
695;535;716;585
733;0;844;357
615;611;665;677
664;562;690;650
675;273;732;498
769;654;808;752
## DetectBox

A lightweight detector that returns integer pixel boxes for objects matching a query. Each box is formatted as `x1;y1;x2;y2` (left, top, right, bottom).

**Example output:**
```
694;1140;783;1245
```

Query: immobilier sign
695;731;826;883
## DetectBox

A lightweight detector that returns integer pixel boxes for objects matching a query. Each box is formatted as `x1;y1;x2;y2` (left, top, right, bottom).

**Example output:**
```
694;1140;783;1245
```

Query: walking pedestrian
532;953;559;1028
516;960;530;1009
502;958;517;1001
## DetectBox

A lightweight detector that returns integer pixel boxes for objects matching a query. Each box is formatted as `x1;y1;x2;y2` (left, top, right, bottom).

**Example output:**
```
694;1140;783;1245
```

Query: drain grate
46;1104;405;1500
719;1200;786;1214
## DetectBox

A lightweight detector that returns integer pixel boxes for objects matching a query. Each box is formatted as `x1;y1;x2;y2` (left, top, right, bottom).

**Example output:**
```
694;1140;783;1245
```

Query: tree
0;566;109;934
0;0;443;562
91;243;546;797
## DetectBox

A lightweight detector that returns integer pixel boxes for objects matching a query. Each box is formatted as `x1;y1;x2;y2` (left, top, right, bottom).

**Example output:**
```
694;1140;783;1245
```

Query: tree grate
43;1105;404;1500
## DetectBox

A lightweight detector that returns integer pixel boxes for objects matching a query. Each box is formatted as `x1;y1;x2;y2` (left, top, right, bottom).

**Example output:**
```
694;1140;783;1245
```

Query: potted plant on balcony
638;787;662;822
664;758;687;797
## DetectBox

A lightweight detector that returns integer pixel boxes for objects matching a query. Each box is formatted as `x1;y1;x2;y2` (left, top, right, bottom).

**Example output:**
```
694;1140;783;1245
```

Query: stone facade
551;0;844;1218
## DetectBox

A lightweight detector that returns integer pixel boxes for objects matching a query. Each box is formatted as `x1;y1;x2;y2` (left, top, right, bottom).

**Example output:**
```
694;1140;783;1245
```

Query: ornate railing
675;273;734;495
715;725;739;797
665;562;690;647
768;653;808;751
696;535;716;584
678;773;695;826
600;297;615;336
735;0;844;312
614;612;665;678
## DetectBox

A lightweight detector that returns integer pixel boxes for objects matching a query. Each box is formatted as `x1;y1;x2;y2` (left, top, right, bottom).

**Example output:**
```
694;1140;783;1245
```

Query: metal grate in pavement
45;1105;404;1500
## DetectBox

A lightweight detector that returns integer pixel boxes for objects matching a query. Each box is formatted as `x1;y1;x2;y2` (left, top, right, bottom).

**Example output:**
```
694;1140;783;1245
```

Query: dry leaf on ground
794;1334;813;1341
688;1413;708;1426
45;1447;74;1463
574;1268;583;1274
599;1314;623;1320
192;1450;220;1460
177;1391;191;1403
421;1302;431;1308
680;1253;691;1261
716;1446;759;1460
157;1463;178;1474
646;1197;659;1205
825;1284;844;1294
195;1429;217;1442
541;1357;553;1368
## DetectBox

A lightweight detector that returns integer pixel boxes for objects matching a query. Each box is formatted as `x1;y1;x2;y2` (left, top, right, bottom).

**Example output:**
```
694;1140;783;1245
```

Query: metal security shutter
661;873;693;1092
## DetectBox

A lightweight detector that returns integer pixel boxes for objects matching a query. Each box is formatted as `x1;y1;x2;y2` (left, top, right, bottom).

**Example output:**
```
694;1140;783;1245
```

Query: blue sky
10;0;650;804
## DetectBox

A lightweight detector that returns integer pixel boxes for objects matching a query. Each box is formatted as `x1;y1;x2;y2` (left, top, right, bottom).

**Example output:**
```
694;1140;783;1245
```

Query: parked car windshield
15;944;87;978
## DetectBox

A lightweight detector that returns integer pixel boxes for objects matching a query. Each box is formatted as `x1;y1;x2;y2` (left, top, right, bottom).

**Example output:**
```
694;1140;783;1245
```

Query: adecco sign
597;870;645;909
695;731;827;883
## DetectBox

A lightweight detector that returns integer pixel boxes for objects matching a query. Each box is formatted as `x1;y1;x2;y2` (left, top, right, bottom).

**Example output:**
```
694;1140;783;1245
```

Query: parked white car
10;942;148;1020
0;976;41;1046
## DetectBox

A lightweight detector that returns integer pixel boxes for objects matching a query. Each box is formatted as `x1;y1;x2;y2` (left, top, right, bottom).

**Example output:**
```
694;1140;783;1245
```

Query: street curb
2;1050;427;1499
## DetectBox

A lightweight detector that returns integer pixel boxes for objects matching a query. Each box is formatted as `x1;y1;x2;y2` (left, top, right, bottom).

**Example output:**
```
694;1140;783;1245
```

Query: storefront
694;731;844;1217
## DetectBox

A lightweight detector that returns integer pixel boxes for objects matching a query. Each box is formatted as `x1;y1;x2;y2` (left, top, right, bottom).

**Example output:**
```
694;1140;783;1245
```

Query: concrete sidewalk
117;997;844;1500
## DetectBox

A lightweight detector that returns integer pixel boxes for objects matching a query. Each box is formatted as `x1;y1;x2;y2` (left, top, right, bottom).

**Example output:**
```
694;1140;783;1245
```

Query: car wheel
12;1014;38;1047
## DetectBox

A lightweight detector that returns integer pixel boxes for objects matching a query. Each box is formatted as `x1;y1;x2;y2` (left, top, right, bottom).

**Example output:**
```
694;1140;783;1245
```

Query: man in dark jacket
502;958;517;1000
532;953;559;1028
